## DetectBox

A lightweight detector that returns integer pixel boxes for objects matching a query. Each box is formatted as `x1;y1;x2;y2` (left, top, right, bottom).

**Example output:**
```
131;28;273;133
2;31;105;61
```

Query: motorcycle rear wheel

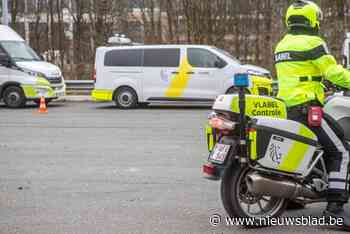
221;164;288;227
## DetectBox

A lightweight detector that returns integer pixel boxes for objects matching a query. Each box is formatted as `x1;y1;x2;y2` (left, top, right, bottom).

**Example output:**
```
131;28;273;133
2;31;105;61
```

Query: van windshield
0;41;41;62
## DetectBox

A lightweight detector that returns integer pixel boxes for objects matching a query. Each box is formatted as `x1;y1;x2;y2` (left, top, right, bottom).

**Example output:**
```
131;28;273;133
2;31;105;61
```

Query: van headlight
21;68;46;78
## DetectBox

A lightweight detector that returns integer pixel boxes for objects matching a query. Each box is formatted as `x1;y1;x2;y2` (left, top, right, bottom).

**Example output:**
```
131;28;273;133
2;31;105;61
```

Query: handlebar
323;80;350;96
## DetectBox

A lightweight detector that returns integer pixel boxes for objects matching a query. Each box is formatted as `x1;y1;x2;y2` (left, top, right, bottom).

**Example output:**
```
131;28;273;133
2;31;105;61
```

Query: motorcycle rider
275;0;350;228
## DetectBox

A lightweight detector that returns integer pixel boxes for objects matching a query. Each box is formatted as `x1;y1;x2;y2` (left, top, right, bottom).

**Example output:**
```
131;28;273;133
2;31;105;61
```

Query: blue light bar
234;73;250;88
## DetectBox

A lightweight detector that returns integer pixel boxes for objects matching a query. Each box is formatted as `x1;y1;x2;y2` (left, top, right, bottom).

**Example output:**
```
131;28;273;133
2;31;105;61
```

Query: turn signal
208;117;235;131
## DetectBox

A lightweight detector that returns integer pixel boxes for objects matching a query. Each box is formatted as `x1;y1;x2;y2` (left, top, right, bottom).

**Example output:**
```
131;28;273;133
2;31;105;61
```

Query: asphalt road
0;102;346;234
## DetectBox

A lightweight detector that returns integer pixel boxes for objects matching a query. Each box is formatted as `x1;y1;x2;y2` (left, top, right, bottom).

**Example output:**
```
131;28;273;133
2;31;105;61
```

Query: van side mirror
0;54;12;67
39;54;45;61
214;58;227;69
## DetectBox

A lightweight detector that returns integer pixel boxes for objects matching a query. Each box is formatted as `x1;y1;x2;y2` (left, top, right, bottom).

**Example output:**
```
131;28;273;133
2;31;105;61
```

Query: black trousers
288;110;350;203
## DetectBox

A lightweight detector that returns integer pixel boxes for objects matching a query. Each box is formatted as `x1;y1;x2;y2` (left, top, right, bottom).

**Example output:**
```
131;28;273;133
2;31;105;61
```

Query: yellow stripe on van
91;89;113;101
164;58;193;97
22;85;37;97
22;84;55;98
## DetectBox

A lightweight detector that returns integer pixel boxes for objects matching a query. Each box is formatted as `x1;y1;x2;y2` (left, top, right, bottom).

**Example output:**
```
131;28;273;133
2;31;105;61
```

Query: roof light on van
108;34;132;45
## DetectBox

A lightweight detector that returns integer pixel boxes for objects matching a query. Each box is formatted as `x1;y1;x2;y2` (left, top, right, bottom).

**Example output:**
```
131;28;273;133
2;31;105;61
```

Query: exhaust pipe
246;173;319;199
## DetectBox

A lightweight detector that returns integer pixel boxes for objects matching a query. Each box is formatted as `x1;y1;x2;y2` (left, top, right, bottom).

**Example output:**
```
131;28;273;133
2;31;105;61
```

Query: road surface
0;102;344;233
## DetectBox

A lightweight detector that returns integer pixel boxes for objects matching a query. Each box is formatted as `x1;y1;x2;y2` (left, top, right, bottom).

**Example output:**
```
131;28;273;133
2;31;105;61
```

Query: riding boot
323;202;350;230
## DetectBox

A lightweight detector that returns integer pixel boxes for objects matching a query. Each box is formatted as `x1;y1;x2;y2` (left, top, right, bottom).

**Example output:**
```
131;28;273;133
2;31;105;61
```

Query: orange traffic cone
38;96;48;113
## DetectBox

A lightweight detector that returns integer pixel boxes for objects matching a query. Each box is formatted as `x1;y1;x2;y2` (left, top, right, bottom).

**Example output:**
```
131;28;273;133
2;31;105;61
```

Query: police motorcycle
202;73;350;225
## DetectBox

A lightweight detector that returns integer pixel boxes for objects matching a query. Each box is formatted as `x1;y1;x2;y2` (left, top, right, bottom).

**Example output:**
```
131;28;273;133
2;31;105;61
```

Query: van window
143;49;180;67
188;48;227;68
0;46;7;57
0;41;41;61
104;49;142;67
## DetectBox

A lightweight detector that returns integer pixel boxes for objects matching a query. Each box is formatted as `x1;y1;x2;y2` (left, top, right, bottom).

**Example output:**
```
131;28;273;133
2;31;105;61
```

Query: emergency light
234;73;250;88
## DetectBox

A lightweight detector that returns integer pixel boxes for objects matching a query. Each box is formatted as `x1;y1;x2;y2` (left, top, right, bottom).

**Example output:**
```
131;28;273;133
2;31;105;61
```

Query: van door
184;48;227;100
0;48;10;90
142;48;181;101
0;65;9;93
103;48;143;98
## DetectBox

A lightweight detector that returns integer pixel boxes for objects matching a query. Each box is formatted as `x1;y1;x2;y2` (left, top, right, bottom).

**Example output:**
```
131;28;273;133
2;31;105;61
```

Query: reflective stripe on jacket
274;34;350;107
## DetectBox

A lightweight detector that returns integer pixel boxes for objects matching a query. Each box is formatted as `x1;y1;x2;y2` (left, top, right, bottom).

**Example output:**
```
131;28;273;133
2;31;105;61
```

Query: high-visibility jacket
274;33;350;107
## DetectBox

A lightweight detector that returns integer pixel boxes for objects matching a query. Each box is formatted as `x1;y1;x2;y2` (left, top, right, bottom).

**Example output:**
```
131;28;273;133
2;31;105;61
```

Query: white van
343;33;350;69
92;45;272;108
0;25;65;108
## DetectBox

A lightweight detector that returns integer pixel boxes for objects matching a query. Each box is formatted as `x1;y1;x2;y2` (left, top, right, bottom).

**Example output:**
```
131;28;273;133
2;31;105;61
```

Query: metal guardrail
64;79;279;95
65;80;94;95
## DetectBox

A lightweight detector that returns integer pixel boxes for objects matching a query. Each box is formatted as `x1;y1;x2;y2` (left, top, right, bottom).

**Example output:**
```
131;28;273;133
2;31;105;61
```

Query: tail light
92;67;96;82
202;162;219;180
308;106;323;127
208;117;236;131
203;163;215;175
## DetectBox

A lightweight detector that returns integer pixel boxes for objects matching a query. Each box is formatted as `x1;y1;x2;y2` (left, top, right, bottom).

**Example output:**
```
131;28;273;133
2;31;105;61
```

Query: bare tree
8;0;350;80
9;0;20;30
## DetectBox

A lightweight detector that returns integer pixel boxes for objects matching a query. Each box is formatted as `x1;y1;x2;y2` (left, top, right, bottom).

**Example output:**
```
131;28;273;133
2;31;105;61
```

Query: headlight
21;68;46;78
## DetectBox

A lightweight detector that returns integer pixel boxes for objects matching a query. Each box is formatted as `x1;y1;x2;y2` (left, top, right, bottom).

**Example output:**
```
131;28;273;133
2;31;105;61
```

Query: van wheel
3;86;26;108
114;87;138;109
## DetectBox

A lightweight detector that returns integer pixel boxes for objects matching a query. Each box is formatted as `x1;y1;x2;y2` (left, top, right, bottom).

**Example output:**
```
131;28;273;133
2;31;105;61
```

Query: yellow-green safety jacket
275;33;350;107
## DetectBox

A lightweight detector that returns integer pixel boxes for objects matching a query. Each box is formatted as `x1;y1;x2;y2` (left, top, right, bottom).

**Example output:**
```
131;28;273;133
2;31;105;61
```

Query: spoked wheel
221;164;287;227
114;87;138;109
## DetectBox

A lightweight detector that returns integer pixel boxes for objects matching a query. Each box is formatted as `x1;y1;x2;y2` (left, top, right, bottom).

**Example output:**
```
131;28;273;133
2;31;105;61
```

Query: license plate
209;143;231;164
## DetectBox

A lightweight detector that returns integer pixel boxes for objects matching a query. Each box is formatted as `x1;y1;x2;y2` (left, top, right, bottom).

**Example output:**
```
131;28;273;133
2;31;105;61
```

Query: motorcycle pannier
250;117;319;175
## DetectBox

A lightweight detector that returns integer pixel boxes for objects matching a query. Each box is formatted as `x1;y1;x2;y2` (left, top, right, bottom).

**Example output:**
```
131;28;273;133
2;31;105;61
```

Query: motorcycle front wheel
220;163;288;227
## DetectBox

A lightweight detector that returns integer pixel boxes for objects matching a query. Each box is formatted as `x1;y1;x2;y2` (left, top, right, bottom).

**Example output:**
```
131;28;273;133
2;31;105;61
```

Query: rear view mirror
0;54;12;67
214;58;227;69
